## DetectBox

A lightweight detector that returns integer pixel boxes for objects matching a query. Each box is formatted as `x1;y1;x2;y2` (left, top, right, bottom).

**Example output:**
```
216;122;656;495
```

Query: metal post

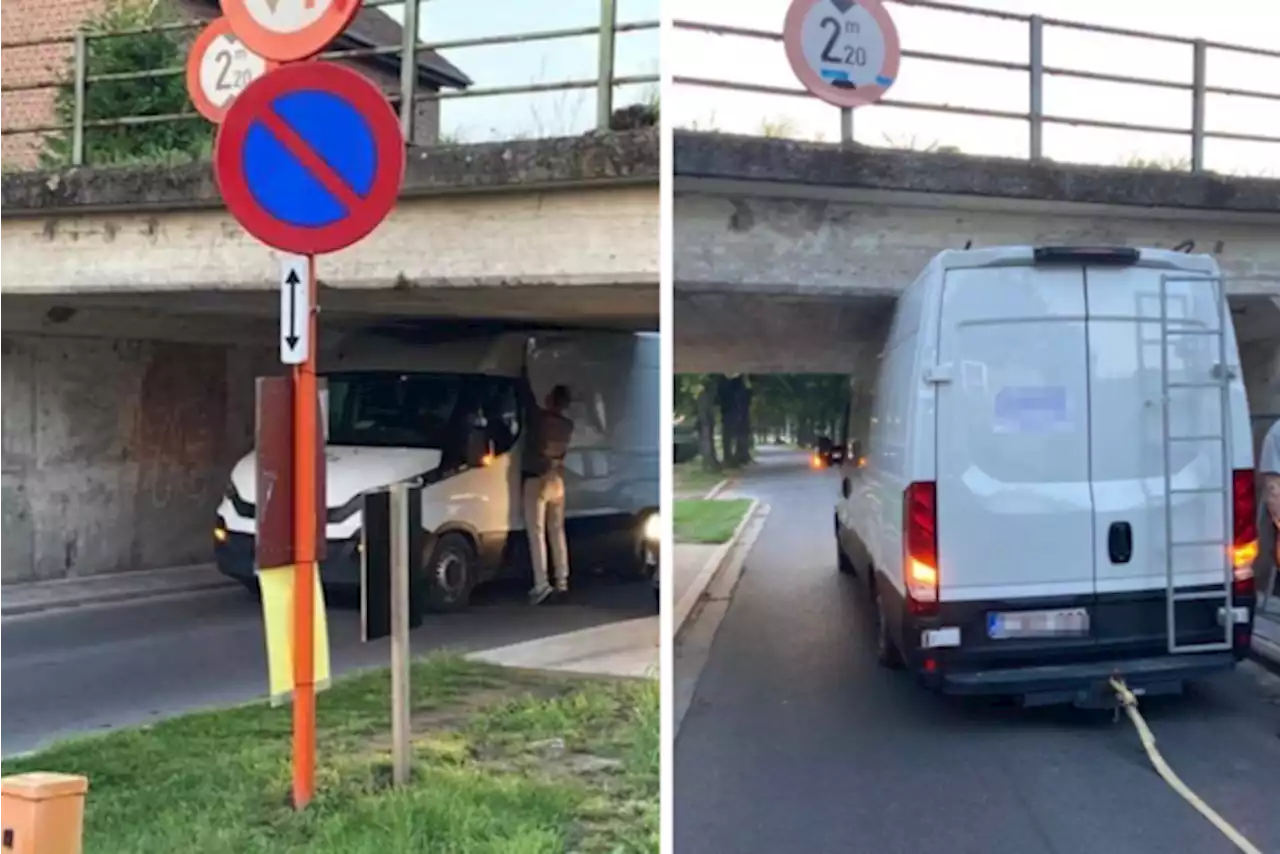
71;31;87;166
840;107;853;147
389;482;412;787
1028;15;1044;162
399;0;420;142
291;256;319;809
596;0;617;131
1191;39;1207;173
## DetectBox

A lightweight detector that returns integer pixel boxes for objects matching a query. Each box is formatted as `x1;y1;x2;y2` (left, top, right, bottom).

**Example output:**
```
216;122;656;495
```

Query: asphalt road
2;574;651;757
676;447;1280;854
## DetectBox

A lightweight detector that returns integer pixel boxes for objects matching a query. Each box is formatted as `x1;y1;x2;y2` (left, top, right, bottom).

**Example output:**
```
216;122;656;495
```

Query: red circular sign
784;0;901;109
220;0;361;62
214;62;405;255
186;18;278;123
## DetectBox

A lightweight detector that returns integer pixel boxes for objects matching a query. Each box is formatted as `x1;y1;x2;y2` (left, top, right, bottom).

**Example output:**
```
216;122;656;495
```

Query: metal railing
0;0;658;168
673;0;1280;174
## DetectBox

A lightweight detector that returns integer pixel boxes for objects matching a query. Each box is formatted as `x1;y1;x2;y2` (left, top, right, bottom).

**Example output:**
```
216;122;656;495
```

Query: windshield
326;372;464;448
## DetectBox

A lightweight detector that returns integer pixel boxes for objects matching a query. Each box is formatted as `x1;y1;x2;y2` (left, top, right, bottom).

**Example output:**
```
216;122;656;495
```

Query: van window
327;372;464;449
847;377;875;463
477;378;521;453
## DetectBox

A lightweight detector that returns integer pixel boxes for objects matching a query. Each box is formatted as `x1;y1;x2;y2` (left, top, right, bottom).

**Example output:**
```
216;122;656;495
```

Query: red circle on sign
214;62;406;255
783;0;901;109
186;18;278;123
220;0;361;62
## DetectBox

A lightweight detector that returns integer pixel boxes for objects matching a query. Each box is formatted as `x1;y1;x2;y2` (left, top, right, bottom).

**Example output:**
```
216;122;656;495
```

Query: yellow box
1;773;88;854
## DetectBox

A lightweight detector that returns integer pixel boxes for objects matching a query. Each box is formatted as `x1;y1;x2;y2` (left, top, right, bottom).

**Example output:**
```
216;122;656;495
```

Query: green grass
673;499;753;545
1;656;658;854
672;460;743;496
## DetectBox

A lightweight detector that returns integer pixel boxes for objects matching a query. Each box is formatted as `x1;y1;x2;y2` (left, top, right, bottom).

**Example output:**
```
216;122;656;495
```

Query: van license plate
987;608;1089;640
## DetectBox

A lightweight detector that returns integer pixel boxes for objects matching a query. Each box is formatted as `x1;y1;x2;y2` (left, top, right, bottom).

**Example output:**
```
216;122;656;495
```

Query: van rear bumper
931;652;1237;703
880;577;1253;702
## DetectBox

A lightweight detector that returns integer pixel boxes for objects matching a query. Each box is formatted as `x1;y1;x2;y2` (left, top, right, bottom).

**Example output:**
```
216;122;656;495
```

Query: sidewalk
467;616;658;679
673;497;761;636
1;563;233;617
673;543;717;611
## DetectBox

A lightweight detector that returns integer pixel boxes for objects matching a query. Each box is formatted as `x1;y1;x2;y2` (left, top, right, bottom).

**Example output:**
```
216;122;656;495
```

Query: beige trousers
524;471;569;591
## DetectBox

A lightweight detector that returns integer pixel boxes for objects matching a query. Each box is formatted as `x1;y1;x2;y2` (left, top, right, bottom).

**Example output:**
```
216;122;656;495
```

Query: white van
834;246;1259;706
214;329;660;611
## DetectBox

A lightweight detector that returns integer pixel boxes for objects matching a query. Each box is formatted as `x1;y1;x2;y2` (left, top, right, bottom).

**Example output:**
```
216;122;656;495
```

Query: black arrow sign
284;268;300;350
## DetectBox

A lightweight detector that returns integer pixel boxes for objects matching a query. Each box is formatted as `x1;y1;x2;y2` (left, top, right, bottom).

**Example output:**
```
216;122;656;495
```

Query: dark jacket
520;378;574;477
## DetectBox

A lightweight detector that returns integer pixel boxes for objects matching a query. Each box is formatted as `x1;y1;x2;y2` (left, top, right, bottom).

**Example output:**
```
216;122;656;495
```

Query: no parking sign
183;0;404;810
213;62;406;255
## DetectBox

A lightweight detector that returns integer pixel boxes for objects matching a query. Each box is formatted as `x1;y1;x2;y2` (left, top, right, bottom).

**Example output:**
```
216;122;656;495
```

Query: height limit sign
784;0;901;108
279;255;311;364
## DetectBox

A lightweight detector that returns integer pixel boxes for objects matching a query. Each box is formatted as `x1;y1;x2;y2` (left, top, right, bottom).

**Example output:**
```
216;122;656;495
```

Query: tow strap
1109;677;1263;854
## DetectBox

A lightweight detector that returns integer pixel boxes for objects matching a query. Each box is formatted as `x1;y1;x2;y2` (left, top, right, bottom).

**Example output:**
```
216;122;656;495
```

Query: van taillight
904;481;939;616
1231;469;1257;597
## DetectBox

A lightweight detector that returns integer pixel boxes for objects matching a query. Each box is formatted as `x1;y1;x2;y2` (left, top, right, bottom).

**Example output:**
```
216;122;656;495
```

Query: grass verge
1;655;658;854
672;460;742;497
673;498;753;545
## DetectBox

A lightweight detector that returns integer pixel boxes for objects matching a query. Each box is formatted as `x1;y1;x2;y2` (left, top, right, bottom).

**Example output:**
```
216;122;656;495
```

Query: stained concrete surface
1;574;653;757
675;449;1280;854
1;333;274;583
672;131;1280;377
1;130;659;214
674;131;1280;213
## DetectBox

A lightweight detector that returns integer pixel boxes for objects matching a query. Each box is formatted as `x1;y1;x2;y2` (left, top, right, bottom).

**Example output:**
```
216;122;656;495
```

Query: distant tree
879;132;963;155
1118;153;1191;172
41;0;212;168
749;374;848;447
609;101;659;130
675;374;721;473
758;116;798;138
717;375;753;467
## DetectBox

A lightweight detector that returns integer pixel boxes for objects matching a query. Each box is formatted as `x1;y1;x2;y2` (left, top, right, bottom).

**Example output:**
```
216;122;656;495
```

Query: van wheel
835;516;856;575
425;533;476;613
838;545;856;576
873;582;904;670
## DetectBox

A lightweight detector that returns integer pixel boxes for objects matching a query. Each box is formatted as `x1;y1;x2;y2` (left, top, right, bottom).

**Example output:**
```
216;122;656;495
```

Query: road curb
2;569;236;618
703;479;731;499
674;498;760;638
1249;633;1280;676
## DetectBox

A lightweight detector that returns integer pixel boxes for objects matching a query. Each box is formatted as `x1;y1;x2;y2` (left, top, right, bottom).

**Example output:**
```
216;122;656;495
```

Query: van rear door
935;264;1096;607
1085;264;1234;650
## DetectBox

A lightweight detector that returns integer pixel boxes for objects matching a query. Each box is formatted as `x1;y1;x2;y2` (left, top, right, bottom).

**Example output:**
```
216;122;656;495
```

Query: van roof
323;331;528;376
934;246;1221;276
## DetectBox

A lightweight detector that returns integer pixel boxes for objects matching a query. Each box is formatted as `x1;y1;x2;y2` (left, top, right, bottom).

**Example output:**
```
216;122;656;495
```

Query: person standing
522;383;575;605
1260;418;1280;600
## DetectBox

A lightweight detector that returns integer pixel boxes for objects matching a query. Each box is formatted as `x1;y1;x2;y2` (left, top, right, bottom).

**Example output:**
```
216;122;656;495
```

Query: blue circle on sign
242;90;377;229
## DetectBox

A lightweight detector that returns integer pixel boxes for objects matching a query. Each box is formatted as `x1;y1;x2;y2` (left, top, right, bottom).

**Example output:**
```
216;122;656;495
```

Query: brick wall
2;0;441;171
1;0;104;168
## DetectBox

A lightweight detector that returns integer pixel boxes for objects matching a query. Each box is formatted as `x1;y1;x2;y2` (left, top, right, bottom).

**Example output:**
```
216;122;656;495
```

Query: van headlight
642;512;660;543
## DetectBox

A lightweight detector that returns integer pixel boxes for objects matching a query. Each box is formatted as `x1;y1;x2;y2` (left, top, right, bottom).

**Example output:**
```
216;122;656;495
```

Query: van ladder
1157;274;1234;655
